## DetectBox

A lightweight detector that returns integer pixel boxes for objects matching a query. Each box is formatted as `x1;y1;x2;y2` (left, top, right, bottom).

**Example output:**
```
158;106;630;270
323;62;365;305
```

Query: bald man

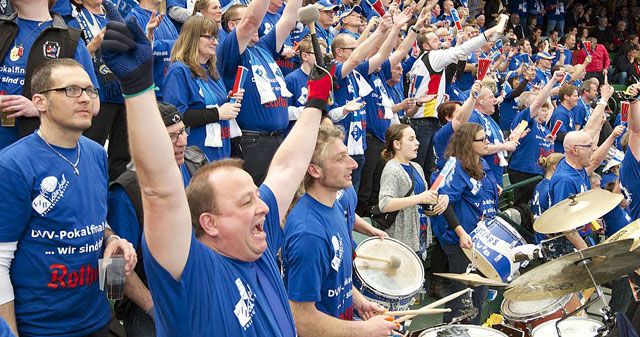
549;127;625;251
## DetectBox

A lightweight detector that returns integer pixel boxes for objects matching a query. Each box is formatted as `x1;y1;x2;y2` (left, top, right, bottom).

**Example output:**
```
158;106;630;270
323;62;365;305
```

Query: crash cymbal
534;189;623;234
504;239;640;301
434;272;509;287
604;219;640;251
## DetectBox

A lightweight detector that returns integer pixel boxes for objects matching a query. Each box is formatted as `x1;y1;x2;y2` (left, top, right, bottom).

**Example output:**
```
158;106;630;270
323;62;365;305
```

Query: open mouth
251;221;265;237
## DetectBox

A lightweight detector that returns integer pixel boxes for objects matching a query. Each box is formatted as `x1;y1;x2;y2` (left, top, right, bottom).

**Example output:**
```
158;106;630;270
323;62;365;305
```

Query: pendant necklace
38;131;81;176
11;19;47;62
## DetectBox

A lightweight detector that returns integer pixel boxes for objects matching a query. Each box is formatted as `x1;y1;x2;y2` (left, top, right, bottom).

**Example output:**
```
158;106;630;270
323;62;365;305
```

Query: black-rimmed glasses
39;86;99;98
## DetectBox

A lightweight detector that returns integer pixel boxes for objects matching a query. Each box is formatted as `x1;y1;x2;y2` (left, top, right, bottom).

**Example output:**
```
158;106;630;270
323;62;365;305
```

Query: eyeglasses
39;86;99;98
474;136;489;142
339;46;357;51
573;143;593;149
200;34;217;41
169;127;190;143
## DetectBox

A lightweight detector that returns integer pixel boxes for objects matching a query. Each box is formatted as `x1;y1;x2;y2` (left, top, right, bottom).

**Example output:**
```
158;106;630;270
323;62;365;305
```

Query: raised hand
394;6;413;28
145;10;164;41
415;8;431;30
343;97;366;114
87;29;105;53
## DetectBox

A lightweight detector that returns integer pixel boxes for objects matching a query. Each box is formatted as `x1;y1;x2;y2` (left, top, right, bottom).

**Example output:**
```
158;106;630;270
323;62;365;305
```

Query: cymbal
604;219;640;251
434;272;509;287
504;239;640;301
534;189;623;234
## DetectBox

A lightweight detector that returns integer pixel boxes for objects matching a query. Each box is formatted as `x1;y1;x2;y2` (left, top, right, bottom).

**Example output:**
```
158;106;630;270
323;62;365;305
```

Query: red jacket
574;44;610;72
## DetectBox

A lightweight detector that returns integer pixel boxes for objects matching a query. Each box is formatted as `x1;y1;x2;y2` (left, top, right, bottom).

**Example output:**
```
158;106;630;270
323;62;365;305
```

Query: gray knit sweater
378;159;426;252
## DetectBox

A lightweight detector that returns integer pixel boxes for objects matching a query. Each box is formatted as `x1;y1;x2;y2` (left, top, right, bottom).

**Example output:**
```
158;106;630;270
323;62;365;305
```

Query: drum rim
354;237;425;298
419;324;509;337
530;317;604;336
500;294;573;321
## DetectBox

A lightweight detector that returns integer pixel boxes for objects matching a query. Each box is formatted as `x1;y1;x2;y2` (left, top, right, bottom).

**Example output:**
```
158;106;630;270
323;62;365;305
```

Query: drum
463;217;527;282
531;317;603;337
419;325;509;337
501;293;583;337
353;237;424;311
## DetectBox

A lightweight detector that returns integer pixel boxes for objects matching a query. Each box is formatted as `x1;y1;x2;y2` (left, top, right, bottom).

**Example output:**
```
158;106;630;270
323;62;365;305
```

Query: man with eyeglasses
0;58;137;337
217;0;303;185
108;102;207;337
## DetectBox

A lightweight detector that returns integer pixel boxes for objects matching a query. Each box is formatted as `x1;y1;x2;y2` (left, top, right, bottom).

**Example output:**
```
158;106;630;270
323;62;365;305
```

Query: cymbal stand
554;252;614;337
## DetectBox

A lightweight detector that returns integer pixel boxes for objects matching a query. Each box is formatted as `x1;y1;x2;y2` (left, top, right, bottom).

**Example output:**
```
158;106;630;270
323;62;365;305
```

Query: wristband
106;234;121;244
410;25;419;34
305;98;328;115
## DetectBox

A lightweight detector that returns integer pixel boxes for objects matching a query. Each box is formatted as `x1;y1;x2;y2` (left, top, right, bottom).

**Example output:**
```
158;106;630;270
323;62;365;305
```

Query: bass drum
501;293;583;337
531;317;603;337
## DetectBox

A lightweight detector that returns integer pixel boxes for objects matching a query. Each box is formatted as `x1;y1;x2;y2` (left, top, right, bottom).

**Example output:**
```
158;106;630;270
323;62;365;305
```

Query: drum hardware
534;190;623;234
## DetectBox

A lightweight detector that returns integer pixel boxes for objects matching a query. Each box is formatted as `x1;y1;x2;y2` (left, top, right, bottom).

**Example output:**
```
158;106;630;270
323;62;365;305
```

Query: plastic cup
104;256;125;300
0;96;13;127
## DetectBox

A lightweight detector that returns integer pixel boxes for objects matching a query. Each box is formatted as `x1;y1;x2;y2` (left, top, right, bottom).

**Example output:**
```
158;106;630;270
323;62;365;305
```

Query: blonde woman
163;15;242;161
193;0;226;41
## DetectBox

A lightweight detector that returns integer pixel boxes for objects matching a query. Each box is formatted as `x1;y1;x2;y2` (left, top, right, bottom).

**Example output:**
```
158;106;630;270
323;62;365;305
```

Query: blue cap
536;51;555;60
315;0;339;11
601;172;619;188
340;5;363;18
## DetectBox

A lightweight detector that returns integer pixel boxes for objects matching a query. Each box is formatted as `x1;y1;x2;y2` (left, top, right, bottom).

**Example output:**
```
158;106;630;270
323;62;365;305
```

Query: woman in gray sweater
378;124;449;258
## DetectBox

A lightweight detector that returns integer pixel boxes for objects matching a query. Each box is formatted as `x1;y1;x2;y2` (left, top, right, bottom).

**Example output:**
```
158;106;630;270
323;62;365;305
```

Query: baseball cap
158;102;183;127
315;0;339;11
536;51;555;60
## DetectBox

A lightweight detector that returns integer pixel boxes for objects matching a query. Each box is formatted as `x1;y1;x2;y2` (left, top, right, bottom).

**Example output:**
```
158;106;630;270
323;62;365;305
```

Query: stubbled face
167;121;188;165
312;138;359;190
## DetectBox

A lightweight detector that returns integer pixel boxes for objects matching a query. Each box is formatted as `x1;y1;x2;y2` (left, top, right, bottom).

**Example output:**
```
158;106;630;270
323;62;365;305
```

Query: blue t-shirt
603;205;632;238
0;318;15;337
433;159;499;246
68;7;124;104
337;187;357;250
331;62;369;154
127;7;178;101
533;68;550;87
499;80;520;130
401;163;429;254
283;194;354;320
218;28;288;132
508;108;553;175
530;178;551;243
315;25;334;53
51;0;73;20
572;97;591;129
549;158;590;205
469;112;506;185
554;48;572;66
363;61;392;142
284;68;308;134
549;104;575;153
108;165;192;250
621;147;640;220
0;18;98;150
433;122;454;170
547;0;566;21
456;53;477;92
163;62;231;161
143;185;296;337
0;133;111;337
259;11;296;76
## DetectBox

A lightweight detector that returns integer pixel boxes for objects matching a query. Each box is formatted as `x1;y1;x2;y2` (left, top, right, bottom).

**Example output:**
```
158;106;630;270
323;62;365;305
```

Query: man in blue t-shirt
621;92;640;220
573;79;598;130
284;125;397;336
99;13;347;336
550;85;579;153
217;0;302;185
0;59;136;337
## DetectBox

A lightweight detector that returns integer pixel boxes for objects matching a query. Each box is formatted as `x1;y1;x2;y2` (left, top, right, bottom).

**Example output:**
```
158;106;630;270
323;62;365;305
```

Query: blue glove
101;18;154;97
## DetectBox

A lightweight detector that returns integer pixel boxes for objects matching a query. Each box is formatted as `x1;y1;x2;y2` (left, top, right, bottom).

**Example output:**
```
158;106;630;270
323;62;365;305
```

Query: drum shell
418;324;509;337
501;293;582;337
531;317;603;337
353;237;424;311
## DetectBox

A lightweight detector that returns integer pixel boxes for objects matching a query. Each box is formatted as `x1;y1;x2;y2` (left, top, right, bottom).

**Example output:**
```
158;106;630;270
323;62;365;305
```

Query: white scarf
247;46;292;104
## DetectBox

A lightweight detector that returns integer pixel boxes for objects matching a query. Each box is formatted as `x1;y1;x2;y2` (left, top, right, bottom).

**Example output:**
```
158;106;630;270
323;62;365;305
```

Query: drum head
354;237;423;297
419;325;508;337
501;294;571;320
531;318;603;337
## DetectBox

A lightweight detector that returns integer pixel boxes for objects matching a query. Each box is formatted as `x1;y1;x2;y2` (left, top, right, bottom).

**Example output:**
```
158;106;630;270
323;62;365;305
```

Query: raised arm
236;0;270;54
388;8;430;68
530;70;561;117
340;15;389;78
587;125;626;175
452;81;481;130
102;20;191;279
275;0;303;51
367;8;410;74
629;94;640;157
263;66;333;225
583;84;614;140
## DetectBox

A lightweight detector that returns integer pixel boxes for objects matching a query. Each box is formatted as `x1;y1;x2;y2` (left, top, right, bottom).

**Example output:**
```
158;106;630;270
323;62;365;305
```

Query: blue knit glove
101;18;154;97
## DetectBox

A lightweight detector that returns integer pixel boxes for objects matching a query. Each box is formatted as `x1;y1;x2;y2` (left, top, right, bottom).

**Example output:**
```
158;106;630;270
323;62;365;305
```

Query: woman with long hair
193;0;225;41
432;122;499;324
379;124;448;256
163;15;243;162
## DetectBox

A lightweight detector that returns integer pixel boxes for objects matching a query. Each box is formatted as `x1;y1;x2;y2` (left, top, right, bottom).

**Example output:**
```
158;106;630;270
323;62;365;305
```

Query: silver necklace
38;131;81;175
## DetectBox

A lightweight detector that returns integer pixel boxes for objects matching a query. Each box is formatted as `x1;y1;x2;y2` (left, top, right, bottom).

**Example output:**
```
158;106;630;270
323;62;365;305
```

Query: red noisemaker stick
477;58;491;81
621;101;630;123
230;66;249;104
550;120;563;137
430;157;456;191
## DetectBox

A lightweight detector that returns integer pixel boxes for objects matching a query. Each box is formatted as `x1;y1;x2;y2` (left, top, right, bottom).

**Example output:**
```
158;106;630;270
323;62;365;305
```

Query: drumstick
394;288;472;323
385;308;451;316
356;254;402;269
356;254;392;263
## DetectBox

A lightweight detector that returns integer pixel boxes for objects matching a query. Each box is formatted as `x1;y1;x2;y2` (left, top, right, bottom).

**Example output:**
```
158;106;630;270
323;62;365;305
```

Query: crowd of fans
0;0;639;336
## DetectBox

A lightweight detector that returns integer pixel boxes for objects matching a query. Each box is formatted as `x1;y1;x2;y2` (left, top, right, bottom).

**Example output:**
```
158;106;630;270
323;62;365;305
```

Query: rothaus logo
233;278;256;330
32;175;69;215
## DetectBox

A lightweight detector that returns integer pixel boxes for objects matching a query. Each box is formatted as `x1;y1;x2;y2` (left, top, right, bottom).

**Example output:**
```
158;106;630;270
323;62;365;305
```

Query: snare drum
419;325;509;337
501;293;583;337
353;237;424;311
531;317;603;337
463;217;527;282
